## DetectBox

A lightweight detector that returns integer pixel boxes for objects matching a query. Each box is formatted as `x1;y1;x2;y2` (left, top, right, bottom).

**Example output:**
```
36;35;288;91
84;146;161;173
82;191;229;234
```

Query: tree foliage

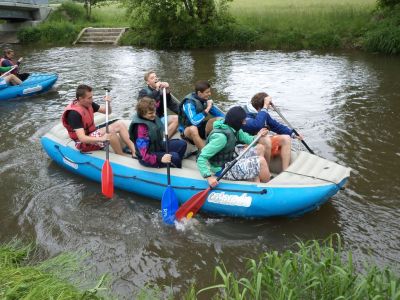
378;0;400;7
122;0;235;48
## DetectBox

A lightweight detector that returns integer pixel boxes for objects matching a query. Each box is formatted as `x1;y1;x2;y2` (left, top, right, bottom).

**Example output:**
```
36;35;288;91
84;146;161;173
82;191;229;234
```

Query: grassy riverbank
2;236;399;299
190;235;400;299
18;2;128;45
17;0;400;53
0;241;106;299
229;0;376;49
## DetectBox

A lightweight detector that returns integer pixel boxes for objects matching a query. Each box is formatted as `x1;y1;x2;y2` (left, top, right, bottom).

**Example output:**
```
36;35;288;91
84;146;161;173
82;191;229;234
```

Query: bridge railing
0;0;48;5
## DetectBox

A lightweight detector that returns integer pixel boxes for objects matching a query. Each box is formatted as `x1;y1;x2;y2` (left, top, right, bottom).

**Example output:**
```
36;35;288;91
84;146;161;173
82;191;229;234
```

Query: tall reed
195;234;400;299
0;241;107;299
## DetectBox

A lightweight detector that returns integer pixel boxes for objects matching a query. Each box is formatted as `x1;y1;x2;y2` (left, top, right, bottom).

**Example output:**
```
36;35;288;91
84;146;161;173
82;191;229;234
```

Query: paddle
101;88;114;198
270;103;314;155
175;134;262;221
0;65;18;78
161;88;179;224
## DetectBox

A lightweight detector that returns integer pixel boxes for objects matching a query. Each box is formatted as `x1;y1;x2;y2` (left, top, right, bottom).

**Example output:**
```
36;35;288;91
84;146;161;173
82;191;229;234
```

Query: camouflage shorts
222;146;260;181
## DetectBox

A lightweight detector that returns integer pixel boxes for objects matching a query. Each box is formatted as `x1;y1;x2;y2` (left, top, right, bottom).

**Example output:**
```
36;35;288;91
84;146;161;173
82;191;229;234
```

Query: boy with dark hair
242;92;303;171
179;80;224;150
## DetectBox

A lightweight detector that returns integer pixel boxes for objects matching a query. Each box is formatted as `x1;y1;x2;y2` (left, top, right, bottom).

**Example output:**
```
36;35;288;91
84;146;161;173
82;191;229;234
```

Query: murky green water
0;45;399;298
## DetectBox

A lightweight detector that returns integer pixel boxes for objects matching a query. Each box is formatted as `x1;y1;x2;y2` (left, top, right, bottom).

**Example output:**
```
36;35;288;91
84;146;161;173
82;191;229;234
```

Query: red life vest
61;100;96;141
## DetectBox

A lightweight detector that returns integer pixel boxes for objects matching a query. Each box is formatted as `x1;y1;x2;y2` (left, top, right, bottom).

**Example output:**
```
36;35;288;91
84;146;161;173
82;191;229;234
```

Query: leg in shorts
271;135;281;157
75;129;105;152
221;147;261;181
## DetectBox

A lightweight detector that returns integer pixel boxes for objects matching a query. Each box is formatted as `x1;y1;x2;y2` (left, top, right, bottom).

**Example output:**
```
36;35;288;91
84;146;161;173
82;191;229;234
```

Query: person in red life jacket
1;48;30;81
62;84;136;155
0;66;22;89
138;70;179;137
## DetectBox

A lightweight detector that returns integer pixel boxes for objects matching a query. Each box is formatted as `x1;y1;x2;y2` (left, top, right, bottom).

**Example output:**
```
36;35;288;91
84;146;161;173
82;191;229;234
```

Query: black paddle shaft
270;103;314;155
103;88;111;160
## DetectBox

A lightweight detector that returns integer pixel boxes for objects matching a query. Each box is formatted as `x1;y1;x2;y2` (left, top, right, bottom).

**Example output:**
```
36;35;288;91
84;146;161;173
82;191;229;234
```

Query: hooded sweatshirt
197;118;256;178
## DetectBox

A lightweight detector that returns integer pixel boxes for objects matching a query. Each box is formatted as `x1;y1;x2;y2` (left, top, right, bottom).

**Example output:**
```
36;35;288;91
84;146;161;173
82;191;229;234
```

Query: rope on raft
55;145;268;195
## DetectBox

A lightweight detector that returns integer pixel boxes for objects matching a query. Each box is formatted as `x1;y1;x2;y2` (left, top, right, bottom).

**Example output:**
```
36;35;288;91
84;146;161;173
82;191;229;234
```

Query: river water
0;45;399;298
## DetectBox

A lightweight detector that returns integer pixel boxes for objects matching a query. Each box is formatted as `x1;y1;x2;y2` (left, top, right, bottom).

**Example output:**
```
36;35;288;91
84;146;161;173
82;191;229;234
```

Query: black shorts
181;122;207;144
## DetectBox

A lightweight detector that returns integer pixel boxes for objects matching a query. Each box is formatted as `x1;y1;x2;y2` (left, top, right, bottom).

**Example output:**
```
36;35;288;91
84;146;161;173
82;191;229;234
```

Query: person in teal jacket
0;66;22;89
197;106;270;187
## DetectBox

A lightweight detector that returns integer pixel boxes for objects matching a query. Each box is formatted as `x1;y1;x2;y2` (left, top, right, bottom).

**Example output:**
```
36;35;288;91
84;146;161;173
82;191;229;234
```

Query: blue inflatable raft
41;115;351;219
0;73;58;101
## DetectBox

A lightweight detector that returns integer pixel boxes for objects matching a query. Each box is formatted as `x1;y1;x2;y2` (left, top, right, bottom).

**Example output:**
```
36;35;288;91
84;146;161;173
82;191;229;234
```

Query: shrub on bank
18;2;83;45
363;4;400;54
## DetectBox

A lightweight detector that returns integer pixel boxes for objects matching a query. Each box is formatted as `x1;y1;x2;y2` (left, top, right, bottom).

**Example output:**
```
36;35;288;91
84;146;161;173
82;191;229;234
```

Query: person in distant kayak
178;80;225;150
129;97;187;168
1;49;30;81
0;66;22;89
138;70;179;137
197;106;270;187
241;92;303;171
62;84;136;155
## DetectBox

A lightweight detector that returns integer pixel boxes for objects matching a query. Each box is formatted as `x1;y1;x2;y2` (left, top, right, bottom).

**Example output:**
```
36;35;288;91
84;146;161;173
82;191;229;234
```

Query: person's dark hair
251;92;269;110
76;84;92;99
144;70;156;81
136;97;156;118
195;80;211;94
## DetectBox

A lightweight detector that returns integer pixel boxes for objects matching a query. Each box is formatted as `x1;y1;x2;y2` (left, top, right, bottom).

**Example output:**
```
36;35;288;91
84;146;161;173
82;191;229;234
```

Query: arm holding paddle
176;133;263;221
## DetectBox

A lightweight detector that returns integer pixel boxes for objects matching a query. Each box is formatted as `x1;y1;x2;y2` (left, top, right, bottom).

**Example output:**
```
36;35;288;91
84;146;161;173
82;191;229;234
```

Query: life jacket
242;104;258;119
129;114;164;159
141;85;167;117
178;92;207;127
61;101;96;141
206;127;239;167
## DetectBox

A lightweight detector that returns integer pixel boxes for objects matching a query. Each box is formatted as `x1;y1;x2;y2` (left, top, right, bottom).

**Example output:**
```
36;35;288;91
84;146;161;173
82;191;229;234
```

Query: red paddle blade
101;160;114;199
175;187;211;221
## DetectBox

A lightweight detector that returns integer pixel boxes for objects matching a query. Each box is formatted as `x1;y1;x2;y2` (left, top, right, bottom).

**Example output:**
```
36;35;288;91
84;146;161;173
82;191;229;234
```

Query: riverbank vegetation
0;241;106;299
188;235;400;299
18;2;128;45
17;0;400;52
1;236;399;299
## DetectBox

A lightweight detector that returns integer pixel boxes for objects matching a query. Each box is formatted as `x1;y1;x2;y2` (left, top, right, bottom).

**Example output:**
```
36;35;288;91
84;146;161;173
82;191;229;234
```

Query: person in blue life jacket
1;49;30;81
138;70;179;137
242;92;304;171
0;66;22;89
178;80;225;150
129;97;187;168
197;106;271;187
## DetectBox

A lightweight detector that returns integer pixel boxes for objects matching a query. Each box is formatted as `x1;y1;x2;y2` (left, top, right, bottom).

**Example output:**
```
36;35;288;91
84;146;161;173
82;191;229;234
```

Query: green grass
18;2;128;45
228;0;376;49
192;234;400;299
89;5;129;27
0;241;107;299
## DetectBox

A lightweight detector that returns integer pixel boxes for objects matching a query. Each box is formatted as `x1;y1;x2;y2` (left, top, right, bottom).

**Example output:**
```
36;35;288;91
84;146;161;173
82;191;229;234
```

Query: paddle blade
101;160;113;199
175;187;211;221
161;185;178;225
